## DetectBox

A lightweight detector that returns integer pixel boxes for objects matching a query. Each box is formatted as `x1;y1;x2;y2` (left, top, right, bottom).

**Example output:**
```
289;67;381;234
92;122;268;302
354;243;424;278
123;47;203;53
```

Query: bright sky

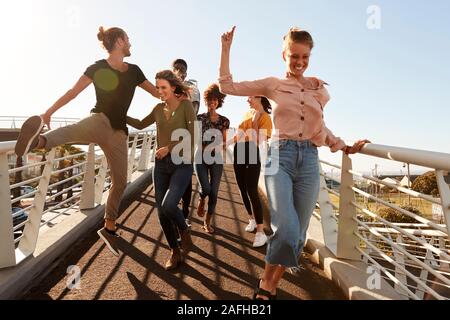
1;0;449;175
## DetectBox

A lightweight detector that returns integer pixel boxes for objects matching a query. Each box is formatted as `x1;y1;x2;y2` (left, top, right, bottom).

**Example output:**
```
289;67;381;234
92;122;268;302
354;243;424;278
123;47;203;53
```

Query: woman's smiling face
283;42;311;77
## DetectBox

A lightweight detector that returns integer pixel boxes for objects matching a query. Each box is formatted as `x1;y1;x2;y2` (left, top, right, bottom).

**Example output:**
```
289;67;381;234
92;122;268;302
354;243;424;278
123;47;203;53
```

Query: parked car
20;185;36;197
10;185;36;199
12;207;28;235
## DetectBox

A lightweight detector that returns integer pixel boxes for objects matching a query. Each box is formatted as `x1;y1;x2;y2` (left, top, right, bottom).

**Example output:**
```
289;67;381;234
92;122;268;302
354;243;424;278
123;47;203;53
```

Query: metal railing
316;143;450;300
2;125;449;300
0;129;156;269
0;116;80;130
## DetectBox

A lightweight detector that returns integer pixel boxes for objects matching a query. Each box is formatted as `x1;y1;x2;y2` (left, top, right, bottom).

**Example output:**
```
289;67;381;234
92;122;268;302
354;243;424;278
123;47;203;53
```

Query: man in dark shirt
14;26;159;257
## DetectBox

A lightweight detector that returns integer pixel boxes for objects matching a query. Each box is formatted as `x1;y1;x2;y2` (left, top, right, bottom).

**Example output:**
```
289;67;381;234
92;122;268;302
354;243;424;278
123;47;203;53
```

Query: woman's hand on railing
343;139;371;154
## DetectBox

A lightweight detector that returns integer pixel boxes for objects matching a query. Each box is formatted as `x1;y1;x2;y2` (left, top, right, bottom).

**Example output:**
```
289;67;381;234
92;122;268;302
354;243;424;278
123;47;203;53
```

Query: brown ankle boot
165;248;183;270
180;229;193;254
197;198;206;217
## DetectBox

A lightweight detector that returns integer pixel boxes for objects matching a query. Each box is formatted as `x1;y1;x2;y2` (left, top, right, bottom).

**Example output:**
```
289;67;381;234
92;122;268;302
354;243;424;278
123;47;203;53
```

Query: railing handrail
0;141;16;154
1;127;156;270
0;116;80;120
360;143;450;171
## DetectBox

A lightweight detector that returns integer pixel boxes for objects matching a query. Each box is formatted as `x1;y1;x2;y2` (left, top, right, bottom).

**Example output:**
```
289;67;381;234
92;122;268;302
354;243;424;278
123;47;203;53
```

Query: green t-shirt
127;100;196;161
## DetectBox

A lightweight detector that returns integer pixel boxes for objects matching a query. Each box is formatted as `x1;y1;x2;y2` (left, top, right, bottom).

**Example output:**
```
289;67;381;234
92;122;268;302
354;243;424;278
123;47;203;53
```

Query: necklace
164;106;176;118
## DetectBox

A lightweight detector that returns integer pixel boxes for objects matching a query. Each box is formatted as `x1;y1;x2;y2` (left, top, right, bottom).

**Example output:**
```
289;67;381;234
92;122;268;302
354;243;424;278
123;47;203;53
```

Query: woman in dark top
127;70;196;270
195;84;230;233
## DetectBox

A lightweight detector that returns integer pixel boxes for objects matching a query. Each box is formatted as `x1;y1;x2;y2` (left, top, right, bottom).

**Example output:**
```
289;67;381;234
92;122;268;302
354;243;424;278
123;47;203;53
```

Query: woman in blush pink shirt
219;26;370;300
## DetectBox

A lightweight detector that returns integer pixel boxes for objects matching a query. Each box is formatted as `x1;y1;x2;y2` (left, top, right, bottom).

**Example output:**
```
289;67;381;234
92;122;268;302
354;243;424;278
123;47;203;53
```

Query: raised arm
126;107;157;130
219;26;275;97
220;26;235;79
42;75;92;129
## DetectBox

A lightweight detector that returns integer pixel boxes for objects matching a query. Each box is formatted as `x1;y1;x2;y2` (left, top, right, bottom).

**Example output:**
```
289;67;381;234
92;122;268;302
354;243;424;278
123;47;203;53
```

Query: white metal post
17;149;56;263
94;156;108;204
0;153;16;268
149;135;157;163
336;154;361;260
416;237;439;299
80;144;96;210
127;135;138;183
318;165;338;255
436;170;450;235
138;133;150;171
392;234;408;297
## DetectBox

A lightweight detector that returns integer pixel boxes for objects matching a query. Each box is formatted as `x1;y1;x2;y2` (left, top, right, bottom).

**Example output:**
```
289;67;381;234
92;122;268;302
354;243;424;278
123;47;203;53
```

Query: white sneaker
253;232;268;248
245;219;257;233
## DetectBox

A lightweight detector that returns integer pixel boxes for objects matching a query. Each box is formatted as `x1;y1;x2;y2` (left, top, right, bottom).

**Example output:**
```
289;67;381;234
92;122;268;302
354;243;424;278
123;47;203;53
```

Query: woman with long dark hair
233;96;272;247
127;70;196;270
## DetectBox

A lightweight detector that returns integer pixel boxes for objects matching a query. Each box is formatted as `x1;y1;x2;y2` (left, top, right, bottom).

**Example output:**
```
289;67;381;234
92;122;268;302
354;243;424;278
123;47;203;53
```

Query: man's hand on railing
342;139;371;155
40;112;52;131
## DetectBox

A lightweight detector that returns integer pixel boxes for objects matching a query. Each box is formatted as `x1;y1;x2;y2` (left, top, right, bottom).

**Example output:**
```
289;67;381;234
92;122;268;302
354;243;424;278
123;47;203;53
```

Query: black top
197;112;230;147
84;59;147;135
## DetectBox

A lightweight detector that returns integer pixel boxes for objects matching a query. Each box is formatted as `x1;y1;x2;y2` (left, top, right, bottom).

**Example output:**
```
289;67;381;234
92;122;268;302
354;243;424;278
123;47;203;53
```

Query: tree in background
412;171;439;197
377;205;421;223
53;144;85;203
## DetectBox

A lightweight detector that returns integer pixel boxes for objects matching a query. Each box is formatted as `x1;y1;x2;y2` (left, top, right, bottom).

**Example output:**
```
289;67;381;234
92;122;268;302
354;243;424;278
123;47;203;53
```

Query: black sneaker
97;228;120;257
15;116;44;157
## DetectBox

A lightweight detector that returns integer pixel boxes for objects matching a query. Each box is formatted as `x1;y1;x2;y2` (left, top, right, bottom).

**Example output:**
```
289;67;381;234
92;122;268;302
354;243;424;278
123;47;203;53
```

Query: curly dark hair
203;83;226;109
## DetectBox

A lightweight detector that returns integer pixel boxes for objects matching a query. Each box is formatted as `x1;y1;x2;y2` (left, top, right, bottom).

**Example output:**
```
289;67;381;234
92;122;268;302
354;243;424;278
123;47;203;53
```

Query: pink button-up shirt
218;73;346;153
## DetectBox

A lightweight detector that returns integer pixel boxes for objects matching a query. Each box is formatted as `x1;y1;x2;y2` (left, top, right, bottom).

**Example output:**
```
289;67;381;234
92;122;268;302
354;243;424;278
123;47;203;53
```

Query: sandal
252;280;277;300
202;224;215;234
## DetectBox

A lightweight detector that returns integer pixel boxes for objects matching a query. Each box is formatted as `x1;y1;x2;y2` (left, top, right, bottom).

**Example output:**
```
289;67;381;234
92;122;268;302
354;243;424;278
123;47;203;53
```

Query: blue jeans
153;157;193;249
264;140;320;268
194;162;223;215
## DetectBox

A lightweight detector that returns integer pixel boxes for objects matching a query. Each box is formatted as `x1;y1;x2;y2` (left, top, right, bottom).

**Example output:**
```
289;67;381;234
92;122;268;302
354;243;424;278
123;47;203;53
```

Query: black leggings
233;142;263;225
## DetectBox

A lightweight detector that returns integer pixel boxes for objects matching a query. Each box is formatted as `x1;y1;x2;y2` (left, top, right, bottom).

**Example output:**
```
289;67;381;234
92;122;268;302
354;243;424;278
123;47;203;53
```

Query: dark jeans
194;162;224;215
154;157;193;249
233;142;263;225
182;181;192;219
